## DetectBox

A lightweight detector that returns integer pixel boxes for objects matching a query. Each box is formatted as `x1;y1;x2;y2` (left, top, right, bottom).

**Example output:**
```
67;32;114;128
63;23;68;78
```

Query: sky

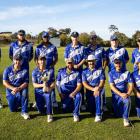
0;0;140;39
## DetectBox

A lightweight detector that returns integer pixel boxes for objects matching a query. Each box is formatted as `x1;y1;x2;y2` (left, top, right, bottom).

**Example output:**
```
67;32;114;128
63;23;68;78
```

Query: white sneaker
0;103;3;109
73;115;79;122
47;115;53;123
95;115;102;122
103;106;108;112
21;113;30;120
53;102;58;108
81;105;86;111
32;102;36;108
123;119;130;127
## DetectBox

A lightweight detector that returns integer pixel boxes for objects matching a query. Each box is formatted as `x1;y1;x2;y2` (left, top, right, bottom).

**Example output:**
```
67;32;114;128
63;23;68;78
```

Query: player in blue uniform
106;34;129;72
32;56;55;122
82;55;105;122
85;34;107;111
3;54;30;120
9;30;33;70
0;47;2;108
35;31;58;107
108;58;133;127
64;31;86;111
132;57;140;118
56;58;82;122
131;37;140;71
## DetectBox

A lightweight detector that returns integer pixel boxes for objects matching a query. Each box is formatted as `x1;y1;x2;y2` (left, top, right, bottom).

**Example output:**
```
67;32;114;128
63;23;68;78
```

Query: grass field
0;44;140;140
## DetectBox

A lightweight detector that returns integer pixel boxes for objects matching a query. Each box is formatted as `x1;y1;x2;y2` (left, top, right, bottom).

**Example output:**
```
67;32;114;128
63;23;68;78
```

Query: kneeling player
56;58;82;122
108;58;133;127
82;55;105;122
3;54;30;119
132;58;140;118
32;56;55;122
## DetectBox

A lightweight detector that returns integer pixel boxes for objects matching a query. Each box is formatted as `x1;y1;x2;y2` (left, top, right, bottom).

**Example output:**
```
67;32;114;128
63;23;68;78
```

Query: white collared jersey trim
110;48;125;62
69;46;84;58
60;73;79;86
87;69;102;82
114;71;129;84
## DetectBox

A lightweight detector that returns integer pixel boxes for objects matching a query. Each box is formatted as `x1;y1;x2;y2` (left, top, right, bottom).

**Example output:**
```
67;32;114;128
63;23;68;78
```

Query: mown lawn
0;44;140;140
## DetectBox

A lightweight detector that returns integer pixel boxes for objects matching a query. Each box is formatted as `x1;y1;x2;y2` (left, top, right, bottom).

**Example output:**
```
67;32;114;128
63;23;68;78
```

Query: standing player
9;29;33;71
82;55;105;122
32;56;54;122
64;31;86;111
35;31;58;107
85;34;107;111
108;58;133;127
131;37;140;71
132;58;140;118
3;54;30;119
56;58;82;122
106;34;129;72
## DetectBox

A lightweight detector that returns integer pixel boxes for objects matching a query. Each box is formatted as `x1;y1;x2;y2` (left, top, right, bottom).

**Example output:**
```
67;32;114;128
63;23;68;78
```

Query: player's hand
69;93;75;98
136;92;140;98
93;87;100;97
121;93;128;99
12;87;19;94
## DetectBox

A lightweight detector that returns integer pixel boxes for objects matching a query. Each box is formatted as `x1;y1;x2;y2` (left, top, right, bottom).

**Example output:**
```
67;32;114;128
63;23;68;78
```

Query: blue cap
42;31;50;38
110;34;118;41
71;31;79;38
18;29;26;35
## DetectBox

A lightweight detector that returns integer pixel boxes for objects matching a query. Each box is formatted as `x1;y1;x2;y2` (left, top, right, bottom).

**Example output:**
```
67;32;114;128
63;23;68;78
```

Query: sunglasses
18;34;25;36
68;62;73;64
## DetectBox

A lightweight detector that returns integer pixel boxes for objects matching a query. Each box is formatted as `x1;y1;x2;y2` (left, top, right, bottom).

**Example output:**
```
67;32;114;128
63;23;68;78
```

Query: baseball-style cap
18;30;26;36
114;58;121;64
87;55;96;61
13;54;22;60
110;34;118;41
71;31;79;38
42;31;50;38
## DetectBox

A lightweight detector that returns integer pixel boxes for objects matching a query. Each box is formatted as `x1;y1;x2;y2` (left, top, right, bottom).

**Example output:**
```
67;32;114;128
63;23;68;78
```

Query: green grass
0;45;140;140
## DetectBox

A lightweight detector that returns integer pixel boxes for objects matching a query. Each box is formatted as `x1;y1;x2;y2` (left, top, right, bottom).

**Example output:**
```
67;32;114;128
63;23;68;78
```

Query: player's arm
126;83;133;96
32;82;44;88
70;83;82;97
18;83;28;91
3;80;15;90
82;81;94;92
110;83;123;96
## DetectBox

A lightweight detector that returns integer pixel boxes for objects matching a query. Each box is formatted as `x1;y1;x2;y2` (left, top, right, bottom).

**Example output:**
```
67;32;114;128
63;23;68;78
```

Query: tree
108;25;118;33
79;33;90;46
59;33;68;46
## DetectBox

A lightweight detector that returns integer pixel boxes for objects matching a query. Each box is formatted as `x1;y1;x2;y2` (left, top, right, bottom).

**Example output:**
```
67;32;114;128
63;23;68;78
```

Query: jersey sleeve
108;72;114;84
9;43;13;60
24;70;29;83
127;72;133;83
82;71;87;82
77;72;82;84
56;69;62;93
32;70;37;83
3;68;9;81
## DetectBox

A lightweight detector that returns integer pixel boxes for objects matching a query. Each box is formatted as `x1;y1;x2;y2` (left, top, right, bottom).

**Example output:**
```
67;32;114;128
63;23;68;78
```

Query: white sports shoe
95;115;102;122
0;102;3;109
21;113;30;120
53;102;58;108
32;102;36;108
73;115;79;122
81;105;86;111
47;115;53;123
123;119;130;127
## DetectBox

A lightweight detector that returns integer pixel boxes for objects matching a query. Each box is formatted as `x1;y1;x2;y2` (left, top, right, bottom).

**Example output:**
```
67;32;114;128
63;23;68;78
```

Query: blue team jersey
108;70;133;94
131;48;140;71
85;44;106;69
3;65;29;88
106;46;129;72
32;67;55;94
9;40;33;69
132;70;140;91
56;67;81;94
35;43;58;68
82;68;105;87
64;42;86;71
